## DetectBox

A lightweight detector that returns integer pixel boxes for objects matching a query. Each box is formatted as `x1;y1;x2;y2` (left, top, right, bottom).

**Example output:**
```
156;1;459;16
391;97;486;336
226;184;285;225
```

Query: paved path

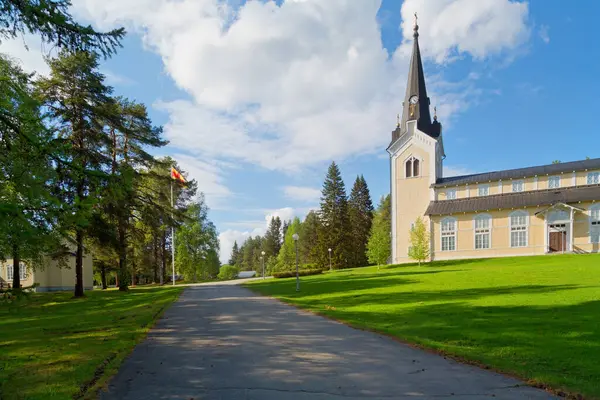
101;284;556;400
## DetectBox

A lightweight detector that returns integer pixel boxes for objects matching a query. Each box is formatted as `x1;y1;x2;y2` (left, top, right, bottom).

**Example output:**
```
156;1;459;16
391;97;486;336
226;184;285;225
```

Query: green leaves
367;195;391;266
408;217;430;265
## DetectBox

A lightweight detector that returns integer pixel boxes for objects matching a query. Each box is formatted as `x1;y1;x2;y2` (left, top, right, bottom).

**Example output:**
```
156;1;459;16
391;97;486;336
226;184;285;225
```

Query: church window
590;205;600;244
7;263;27;281
446;189;456;200
587;172;600;185
512;180;524;193
510;211;528;248
478;184;489;196
405;157;420;178
441;217;456;251
549;176;561;189
474;214;491;249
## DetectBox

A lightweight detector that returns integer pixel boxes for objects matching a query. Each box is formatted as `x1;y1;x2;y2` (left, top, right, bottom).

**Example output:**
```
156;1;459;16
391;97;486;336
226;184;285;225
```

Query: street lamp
328;248;332;271
261;251;266;279
292;233;300;291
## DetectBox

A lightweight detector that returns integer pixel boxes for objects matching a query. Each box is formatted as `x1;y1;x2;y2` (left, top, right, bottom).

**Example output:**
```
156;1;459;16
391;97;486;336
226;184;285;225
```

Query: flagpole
171;180;175;286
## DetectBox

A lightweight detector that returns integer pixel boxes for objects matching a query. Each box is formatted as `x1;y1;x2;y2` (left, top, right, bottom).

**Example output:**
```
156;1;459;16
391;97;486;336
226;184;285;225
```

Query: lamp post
261;251;266;279
328;248;332;271
292;233;300;291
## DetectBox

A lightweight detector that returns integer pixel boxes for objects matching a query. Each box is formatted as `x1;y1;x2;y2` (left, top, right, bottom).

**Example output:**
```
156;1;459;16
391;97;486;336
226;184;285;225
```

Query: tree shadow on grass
250;269;466;299
298;284;585;309
324;299;600;398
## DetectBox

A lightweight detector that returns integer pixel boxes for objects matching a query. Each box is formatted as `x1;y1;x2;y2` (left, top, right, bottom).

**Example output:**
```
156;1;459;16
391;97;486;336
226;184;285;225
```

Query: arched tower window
405;156;420;178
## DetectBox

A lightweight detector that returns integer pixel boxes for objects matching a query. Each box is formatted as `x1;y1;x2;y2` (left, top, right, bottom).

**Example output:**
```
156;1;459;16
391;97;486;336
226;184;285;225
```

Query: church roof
390;16;440;148
434;158;600;187
425;184;600;216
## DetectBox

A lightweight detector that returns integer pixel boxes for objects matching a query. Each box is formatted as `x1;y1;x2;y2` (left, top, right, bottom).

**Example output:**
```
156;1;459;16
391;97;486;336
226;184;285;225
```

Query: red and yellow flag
171;167;186;184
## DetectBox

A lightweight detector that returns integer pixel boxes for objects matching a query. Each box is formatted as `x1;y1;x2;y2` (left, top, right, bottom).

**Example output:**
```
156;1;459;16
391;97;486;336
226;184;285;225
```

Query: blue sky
3;0;599;262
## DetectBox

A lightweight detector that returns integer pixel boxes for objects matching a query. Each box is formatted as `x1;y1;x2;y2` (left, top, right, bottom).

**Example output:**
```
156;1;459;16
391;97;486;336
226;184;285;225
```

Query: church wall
394;143;432;263
428;202;600;261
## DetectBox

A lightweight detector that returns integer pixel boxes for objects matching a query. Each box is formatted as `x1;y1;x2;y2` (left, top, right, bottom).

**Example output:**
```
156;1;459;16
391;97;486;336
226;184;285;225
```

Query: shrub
273;269;323;279
218;265;240;281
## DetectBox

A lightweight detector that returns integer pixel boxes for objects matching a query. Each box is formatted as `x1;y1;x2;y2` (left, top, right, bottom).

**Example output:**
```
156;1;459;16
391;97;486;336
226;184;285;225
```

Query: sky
3;0;599;263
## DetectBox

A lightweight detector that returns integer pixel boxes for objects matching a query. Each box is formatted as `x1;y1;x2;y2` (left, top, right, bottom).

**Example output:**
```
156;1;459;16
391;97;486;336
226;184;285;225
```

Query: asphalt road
100;283;556;400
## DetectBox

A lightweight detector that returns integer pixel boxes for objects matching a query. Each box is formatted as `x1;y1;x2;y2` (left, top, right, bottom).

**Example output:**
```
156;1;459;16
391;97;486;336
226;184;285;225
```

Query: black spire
390;14;440;145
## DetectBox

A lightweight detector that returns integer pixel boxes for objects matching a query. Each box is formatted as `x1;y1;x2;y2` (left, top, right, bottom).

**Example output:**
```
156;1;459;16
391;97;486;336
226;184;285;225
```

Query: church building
387;20;600;263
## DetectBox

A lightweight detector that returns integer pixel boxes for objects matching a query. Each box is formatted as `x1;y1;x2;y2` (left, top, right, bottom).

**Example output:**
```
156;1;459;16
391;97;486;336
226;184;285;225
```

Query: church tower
387;15;444;264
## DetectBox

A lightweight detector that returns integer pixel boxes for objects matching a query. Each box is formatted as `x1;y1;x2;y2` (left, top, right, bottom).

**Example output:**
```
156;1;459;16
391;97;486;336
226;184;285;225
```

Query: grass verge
246;254;600;399
0;286;183;400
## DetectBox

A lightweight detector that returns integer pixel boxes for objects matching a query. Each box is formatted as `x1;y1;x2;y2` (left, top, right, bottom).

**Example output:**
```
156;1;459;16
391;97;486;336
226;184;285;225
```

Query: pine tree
348;175;374;268
36;51;115;297
1;0;125;58
408;217;430;266
318;161;351;269
229;241;240;266
282;219;291;238
367;195;391;267
0;54;64;290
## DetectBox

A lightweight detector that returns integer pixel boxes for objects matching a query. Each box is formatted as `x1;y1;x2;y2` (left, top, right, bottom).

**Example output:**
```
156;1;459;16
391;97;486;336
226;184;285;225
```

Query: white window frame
441;217;457;251
587;171;600;185
6;263;27;281
548;175;561;189
590;204;600;244
509;211;529;248
473;214;492;249
512;180;524;193
478;184;489;197
7;265;13;280
446;189;457;200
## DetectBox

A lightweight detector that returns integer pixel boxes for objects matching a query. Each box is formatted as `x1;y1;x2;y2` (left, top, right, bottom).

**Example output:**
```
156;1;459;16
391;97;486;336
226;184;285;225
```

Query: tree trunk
153;235;159;283
118;224;128;291
131;254;136;287
11;243;20;290
160;230;166;285
100;264;107;290
74;228;85;297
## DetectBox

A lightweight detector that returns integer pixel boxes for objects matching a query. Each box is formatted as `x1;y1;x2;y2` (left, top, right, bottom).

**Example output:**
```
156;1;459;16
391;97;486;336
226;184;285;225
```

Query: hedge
272;269;323;279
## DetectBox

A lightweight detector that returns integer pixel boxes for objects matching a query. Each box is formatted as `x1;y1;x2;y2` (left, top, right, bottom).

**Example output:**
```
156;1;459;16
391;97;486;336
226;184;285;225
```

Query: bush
273;269;323;279
218;265;240;281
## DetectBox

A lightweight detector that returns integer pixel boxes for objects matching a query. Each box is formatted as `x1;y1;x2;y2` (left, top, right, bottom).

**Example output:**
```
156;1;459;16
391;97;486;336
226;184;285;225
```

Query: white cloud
539;25;550;44
444;165;474;177
104;70;136;86
0;35;50;76
282;186;321;203
218;206;303;263
399;0;530;62
172;153;232;209
72;0;532;172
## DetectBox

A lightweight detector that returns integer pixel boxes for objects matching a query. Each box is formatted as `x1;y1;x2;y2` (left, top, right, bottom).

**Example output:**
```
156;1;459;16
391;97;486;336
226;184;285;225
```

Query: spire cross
434;106;438;121
397;113;400;127
413;12;419;37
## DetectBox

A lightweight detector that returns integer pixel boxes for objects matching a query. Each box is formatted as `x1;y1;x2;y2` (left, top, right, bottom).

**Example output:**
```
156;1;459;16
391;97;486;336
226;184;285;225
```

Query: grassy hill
247;254;600;399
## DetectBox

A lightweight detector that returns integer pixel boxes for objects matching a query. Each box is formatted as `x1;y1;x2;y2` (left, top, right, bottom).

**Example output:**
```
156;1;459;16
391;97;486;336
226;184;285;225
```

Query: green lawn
0;286;183;400
247;254;600;399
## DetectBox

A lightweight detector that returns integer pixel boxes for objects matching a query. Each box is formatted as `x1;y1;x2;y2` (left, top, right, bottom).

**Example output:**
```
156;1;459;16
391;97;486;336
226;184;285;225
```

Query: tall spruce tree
36;51;115;297
229;241;240;266
367;195;391;267
318;161;351;269
263;216;282;259
348;175;374;268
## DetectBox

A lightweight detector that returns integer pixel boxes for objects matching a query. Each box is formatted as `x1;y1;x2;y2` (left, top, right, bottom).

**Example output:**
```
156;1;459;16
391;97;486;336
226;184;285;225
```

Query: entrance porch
535;202;584;254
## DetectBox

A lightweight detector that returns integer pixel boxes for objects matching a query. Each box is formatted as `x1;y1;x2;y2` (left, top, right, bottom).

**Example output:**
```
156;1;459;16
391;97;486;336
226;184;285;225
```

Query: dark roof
425;184;600;216
390;22;440;148
434;158;600;187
